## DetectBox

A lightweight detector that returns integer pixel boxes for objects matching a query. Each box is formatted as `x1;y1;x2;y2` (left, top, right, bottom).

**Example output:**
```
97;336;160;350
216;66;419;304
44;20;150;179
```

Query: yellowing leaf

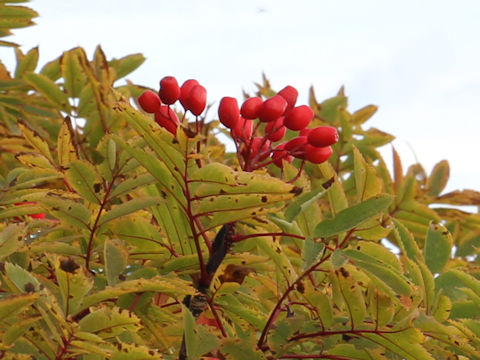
426;160;449;197
0;224;25;260
0;293;39;322
353;146;382;201
14;46;38;78
18;122;54;164
24;72;71;111
352;104;378;125
57;118;78;167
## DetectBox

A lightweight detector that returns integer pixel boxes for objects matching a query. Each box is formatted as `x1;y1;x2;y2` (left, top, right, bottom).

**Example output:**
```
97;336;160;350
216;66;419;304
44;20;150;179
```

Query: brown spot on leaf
323;177;335;189
340;267;349;278
296;281;305;294
93;183;102;193
60;258;80;273
24;282;35;293
261;195;268;203
290;186;303;195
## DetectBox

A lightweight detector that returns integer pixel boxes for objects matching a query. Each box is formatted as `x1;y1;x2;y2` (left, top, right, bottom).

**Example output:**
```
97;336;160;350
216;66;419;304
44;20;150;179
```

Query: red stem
257;250;331;349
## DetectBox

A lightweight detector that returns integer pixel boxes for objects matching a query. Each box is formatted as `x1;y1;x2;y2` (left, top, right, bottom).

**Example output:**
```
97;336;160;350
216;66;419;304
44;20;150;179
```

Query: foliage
1;1;480;359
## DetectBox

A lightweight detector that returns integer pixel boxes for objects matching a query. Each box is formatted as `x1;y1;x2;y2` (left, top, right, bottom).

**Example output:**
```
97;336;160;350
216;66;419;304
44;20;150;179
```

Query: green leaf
79;306;141;339
109;53;146;80
61;47;87;98
352;104;378;125
14;46;38;78
392;218;422;261
5;262;41;294
118;139;186;207
65;160;103;204
314;194;393;238
40;195;92;230
104;239;128;286
424;222;453;274
3;315;41;345
55;258;93;316
97;197;164;228
426;160;449;197
113;99;185;177
24;72;71;111
367;285;395;328
16;152;54;169
0;293;39;322
353;146;382;202
0;5;38;29
0;224;25;260
221;336;267;360
80;276;194;310
256;237;297;284
109;172;155;199
182;304;197;360
334;267;367;327
285;186;328;222
448;269;480;298
343;242;412;296
361;327;434;360
302;238;325;271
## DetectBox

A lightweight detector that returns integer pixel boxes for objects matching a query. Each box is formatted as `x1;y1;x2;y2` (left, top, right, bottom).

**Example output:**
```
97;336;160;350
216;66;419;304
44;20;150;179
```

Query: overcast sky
2;0;479;195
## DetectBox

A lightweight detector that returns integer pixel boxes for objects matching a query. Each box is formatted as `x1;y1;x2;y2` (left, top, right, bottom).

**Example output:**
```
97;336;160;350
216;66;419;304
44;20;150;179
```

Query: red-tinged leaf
392;146;403;193
436;189;480;206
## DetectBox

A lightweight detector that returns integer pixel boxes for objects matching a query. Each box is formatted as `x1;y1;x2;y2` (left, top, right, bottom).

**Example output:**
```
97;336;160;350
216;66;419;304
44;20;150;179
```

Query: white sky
2;0;479;194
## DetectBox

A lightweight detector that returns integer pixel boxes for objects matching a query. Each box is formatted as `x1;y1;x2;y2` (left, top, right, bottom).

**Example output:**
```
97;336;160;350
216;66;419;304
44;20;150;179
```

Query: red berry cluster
218;86;338;171
138;76;207;135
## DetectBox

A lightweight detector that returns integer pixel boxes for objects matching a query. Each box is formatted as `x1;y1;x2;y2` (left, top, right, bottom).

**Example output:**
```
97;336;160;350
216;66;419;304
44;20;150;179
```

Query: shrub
1;2;480;359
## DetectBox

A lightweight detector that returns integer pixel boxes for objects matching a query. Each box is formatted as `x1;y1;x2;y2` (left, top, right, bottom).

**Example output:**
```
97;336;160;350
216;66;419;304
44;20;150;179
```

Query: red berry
159;76;181;105
304;144;333;164
15;201;46;219
271;142;293;168
265;117;286;142
155;105;179;135
218;97;240;128
299;128;313;137
30;212;46;219
278;85;298;110
138;90;161;113
307;126;339;147
259;95;288;122
184;85;207;116
232;117;253;140
179;79;199;109
283;105;314;131
240;97;263;119
284;136;308;154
